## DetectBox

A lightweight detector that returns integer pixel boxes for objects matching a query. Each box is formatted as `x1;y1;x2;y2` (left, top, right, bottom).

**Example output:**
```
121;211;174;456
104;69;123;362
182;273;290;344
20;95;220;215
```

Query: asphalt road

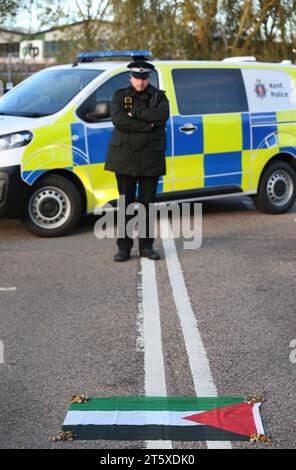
0;195;295;449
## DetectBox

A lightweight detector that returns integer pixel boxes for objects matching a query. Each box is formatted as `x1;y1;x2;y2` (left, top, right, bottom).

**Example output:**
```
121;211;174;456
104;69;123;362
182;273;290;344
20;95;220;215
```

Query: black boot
139;248;161;260
114;250;131;262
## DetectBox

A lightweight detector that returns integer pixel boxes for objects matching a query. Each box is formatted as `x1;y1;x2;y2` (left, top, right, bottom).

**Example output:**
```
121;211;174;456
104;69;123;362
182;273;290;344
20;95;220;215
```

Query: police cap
127;60;155;79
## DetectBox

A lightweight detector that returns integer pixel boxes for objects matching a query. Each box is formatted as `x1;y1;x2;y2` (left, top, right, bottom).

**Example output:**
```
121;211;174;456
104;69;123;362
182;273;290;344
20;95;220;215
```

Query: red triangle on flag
183;402;258;437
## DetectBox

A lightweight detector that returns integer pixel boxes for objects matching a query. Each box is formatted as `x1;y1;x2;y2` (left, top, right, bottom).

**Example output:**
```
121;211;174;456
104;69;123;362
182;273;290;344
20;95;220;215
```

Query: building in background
0;21;112;87
0;27;25;60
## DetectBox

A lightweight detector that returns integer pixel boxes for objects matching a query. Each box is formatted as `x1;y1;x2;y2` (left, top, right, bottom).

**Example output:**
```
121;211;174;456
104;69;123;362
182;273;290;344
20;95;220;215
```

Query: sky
13;8;41;32
7;2;66;32
7;0;108;33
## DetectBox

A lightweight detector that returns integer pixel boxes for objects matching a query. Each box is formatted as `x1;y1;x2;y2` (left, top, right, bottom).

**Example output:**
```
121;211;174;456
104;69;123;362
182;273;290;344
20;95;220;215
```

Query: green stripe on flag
69;396;245;411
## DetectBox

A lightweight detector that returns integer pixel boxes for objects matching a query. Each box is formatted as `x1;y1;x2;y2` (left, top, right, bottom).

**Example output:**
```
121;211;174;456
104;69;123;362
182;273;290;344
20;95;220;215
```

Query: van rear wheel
24;174;82;237
253;161;296;214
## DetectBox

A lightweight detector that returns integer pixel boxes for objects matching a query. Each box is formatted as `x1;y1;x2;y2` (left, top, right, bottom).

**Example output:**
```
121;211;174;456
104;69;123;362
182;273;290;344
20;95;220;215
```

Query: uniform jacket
104;84;170;176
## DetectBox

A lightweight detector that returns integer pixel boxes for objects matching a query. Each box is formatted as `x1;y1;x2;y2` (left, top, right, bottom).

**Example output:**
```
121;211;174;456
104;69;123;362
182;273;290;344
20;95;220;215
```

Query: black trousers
115;173;159;251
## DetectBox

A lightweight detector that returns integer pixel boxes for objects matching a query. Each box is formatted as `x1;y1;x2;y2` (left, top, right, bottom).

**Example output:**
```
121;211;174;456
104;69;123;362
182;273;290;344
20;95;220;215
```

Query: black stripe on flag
62;425;249;441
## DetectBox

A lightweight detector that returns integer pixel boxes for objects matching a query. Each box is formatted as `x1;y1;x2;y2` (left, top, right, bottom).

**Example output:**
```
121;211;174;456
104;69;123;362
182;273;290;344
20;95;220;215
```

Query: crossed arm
110;92;153;133
111;90;170;132
130;92;170;124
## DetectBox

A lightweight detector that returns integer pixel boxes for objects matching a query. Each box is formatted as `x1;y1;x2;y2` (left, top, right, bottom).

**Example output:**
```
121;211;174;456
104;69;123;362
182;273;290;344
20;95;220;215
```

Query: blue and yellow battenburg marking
172;109;296;193
20;66;296;213
172;112;249;191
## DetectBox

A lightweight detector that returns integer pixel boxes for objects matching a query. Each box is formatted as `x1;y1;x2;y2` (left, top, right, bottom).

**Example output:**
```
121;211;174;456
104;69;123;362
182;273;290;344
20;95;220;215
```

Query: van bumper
0;165;29;218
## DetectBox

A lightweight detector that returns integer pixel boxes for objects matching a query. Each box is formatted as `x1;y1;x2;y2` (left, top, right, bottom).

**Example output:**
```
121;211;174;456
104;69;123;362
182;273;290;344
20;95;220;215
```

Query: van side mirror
85;100;111;121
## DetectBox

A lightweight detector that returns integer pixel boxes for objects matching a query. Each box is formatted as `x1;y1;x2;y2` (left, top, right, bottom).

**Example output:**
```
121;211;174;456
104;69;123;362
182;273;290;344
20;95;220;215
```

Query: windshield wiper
0;112;51;118
17;112;51;118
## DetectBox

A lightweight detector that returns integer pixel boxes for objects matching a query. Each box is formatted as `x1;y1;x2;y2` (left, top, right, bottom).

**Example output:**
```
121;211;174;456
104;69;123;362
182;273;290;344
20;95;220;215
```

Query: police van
0;50;296;236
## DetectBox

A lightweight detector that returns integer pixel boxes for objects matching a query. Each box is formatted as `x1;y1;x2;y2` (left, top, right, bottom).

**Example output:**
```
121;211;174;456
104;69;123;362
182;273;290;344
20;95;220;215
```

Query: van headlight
0;131;33;150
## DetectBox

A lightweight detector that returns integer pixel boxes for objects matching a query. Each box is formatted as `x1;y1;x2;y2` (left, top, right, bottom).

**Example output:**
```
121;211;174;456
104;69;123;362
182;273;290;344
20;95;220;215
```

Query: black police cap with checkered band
127;60;155;78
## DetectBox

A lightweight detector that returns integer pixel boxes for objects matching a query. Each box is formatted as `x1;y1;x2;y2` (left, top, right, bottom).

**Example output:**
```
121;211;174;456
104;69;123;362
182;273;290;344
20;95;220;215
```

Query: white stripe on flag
252;403;265;435
64;410;204;427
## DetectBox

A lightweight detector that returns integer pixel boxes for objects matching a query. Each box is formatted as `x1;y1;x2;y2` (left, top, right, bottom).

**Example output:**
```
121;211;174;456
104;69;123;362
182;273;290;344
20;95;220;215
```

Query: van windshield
0;68;104;117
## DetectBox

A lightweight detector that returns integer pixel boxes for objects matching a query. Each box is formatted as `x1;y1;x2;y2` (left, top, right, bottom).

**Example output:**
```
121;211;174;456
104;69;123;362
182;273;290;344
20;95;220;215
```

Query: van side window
77;70;159;122
172;68;248;115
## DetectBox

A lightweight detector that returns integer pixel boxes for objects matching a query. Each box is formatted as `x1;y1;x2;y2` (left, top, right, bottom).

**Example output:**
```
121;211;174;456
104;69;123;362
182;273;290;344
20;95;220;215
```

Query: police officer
104;60;170;261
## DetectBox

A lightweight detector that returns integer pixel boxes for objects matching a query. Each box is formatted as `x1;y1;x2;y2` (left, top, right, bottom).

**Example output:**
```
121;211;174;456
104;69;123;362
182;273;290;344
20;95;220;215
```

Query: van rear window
172;68;248;115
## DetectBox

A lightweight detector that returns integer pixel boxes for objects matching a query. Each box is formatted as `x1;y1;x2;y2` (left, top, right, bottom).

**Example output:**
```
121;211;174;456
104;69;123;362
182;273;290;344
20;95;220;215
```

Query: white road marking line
136;293;144;353
160;215;231;450
140;258;172;450
0;287;17;292
0;340;3;364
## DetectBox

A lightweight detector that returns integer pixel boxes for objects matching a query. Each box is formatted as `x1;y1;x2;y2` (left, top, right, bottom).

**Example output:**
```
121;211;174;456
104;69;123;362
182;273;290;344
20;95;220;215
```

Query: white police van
0;51;296;236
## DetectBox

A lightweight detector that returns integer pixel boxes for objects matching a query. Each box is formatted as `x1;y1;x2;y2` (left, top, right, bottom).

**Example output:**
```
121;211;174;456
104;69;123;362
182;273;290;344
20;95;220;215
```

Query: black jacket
104;84;170;176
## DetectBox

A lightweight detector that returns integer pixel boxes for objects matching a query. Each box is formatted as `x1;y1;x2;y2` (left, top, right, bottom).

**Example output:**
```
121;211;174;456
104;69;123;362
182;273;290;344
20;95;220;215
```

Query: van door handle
179;123;198;134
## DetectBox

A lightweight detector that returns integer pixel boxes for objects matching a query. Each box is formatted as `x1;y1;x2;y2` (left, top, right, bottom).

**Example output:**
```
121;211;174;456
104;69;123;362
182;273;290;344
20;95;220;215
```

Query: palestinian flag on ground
62;396;265;441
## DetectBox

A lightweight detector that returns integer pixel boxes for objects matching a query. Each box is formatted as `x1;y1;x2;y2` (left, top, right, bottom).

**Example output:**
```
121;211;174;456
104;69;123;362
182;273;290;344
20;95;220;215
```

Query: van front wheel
254;161;296;214
24;174;82;237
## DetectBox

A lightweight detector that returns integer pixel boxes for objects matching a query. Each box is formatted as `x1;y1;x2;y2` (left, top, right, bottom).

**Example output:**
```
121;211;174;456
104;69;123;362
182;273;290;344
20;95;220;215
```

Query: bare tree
20;0;296;63
0;0;21;23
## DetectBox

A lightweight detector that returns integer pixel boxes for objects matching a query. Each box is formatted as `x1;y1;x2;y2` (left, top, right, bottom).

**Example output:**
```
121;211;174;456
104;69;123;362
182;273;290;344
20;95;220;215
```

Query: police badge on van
254;79;267;98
